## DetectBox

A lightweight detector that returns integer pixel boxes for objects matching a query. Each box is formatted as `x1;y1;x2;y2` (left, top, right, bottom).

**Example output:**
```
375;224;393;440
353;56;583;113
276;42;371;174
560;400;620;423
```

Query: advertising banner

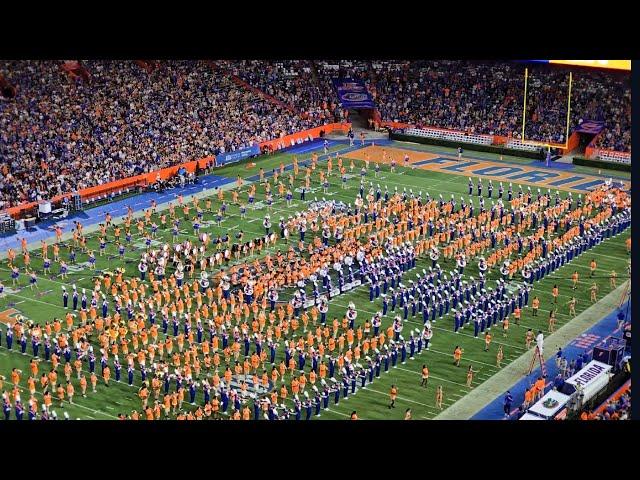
215;144;261;166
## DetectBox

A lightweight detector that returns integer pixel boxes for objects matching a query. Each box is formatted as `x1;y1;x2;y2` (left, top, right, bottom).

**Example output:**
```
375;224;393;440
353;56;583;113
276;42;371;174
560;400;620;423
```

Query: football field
0;141;631;420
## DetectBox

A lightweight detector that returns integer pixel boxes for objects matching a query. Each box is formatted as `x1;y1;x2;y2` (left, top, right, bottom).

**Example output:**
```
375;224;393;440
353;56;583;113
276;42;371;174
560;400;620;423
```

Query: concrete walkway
435;281;629;420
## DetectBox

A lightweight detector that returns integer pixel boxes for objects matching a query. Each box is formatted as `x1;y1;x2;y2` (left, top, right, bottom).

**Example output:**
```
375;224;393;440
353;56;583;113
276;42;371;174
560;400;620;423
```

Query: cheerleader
466;365;478;387
192;217;200;236
59;262;68;280
117;242;125;260
496;345;504;368
390;157;396;173
43;256;51;275
435;385;444;410
28;270;39;290
171;223;179;243
239;204;247;220
88;250;96;270
285;189;293;206
0;280;4;298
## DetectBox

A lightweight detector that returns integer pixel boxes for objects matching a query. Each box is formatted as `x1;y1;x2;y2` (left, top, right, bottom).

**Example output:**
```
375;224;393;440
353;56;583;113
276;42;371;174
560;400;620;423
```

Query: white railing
596;149;631;165
505;139;542;152
405;127;493;145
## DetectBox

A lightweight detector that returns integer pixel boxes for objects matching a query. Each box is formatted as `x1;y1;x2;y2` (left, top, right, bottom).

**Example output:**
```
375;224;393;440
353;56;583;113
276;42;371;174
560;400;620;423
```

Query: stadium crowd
0;60;327;209
363;60;630;151
585;387;631;420
221;60;344;125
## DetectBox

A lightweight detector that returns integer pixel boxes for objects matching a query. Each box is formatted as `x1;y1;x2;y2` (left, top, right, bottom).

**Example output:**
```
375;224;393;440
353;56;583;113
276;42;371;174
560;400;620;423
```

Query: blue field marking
472;300;630;420
391;141;631;182
413;157;453;167
528;160;575;171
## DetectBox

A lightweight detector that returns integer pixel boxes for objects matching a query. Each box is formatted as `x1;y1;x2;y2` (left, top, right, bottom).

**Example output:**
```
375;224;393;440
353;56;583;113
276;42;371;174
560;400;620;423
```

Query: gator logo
0;308;26;325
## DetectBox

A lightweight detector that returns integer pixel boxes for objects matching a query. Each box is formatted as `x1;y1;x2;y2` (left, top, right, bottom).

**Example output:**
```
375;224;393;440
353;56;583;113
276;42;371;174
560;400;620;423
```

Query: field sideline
0;141;631;420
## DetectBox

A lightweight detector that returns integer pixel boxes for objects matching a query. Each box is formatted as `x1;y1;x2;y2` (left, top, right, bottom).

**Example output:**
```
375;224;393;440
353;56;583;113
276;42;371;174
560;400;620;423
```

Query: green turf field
0;143;631;420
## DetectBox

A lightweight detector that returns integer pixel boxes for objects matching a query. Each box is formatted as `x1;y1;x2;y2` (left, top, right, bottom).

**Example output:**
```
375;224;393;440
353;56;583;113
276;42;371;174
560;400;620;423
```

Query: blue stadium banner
332;78;376;109
215;144;261;166
575;120;605;135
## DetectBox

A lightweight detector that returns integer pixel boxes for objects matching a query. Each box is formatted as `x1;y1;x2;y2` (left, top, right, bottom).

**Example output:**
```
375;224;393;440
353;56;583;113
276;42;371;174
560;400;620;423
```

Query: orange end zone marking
0;308;20;325
342;145;630;193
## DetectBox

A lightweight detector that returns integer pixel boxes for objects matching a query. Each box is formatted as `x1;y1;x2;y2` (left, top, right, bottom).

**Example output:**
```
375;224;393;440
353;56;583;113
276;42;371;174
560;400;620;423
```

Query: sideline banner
215;144;261;166
332;78;375;109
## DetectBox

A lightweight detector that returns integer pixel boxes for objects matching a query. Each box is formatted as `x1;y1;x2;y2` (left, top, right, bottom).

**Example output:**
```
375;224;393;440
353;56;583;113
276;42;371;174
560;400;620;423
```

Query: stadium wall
572;156;631;172
389;131;546;160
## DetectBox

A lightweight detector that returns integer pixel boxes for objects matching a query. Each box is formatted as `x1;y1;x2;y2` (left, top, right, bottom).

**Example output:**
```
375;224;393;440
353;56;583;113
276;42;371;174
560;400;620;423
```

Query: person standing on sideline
535;330;545;356
404;408;412;420
496;345;504;368
466;365;478;387
457;146;463;162
503;391;513;418
435;385;444;410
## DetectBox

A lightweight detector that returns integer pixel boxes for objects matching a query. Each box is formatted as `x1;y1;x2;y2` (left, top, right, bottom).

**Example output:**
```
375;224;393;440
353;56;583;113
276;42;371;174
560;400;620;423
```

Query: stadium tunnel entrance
347;108;376;129
575;131;598;155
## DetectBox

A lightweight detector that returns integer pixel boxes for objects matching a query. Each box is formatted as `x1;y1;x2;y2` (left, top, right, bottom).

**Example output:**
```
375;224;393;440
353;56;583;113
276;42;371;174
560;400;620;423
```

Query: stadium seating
0;60;328;209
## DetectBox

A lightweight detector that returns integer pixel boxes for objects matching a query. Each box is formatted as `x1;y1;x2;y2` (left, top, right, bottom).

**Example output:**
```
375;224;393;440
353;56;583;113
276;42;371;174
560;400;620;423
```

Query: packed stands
362;60;630;152
222;60;344;125
0;60;328;209
582;388;631;420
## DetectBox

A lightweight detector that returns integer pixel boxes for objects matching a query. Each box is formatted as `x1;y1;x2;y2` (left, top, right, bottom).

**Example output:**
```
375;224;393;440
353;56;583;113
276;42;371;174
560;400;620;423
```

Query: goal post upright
520;66;573;151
